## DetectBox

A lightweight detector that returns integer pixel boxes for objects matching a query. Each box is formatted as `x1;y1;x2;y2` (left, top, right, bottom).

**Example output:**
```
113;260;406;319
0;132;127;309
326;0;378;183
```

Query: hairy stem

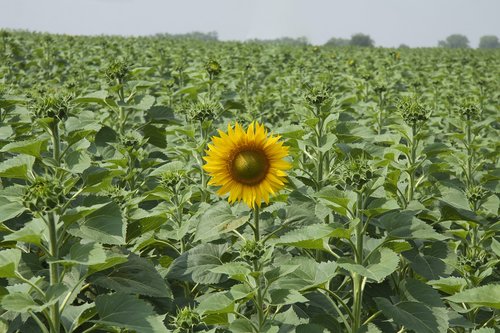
48;213;60;333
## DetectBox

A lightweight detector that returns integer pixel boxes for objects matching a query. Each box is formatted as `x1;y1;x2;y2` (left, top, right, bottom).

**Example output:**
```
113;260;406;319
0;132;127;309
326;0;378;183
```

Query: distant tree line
325;33;374;47
154;31;219;41
324;32;500;48
438;34;500;48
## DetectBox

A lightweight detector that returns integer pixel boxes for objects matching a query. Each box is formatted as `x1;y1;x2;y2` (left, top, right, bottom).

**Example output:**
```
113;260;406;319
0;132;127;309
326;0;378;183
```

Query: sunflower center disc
232;150;269;184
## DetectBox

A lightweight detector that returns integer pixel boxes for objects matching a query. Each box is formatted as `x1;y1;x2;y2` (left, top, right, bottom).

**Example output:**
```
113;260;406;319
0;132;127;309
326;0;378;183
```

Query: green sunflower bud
239;240;265;262
397;95;429;126
459;99;481;121
171;306;201;331
205;59;222;77
104;59;130;83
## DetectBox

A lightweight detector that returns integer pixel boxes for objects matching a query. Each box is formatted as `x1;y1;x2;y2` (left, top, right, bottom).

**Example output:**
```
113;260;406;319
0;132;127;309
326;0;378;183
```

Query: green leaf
1;292;41;312
51;242;107;266
428;277;467;295
270;223;349;251
4;218;46;246
491;238;500;257
64;149;91;173
61;303;94;333
274;258;337;290
365;198;399;218
210;262;251;282
0;248;22;278
358;323;382;333
0;155;35;179
194;201;249;242
90;254;172;298
439;200;479;222
88;254;128;274
167;243;228;284
338;248;399;282
197;291;235;314
284;190;322;225
377;211;447;241
471;328;495;333
143;124;166;148
67;202;126;245
375;298;449;333
74;90;108;105
316;186;357;217
445;284;500;309
1;138;48;158
149;160;185;177
146;105;178;124
403;248;450;280
403;278;444;308
268;288;308;305
229;318;255;333
94;292;169;333
0;196;26;223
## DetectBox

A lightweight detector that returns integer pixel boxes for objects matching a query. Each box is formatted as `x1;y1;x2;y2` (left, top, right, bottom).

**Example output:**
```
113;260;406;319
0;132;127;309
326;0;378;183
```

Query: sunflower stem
252;206;265;330
253;206;260;242
352;191;365;333
48;212;60;333
199;119;207;202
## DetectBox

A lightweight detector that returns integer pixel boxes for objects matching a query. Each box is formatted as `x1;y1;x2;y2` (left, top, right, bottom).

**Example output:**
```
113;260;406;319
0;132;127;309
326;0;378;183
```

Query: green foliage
438;34;470;48
478;35;500;49
349;33;375;47
0;30;499;333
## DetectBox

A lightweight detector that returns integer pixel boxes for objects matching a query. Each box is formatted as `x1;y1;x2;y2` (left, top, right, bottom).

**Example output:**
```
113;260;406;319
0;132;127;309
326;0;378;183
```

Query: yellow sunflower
203;121;291;208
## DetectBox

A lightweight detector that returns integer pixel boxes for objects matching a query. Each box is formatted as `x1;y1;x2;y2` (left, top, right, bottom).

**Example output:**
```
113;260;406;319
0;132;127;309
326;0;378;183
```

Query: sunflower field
0;30;499;333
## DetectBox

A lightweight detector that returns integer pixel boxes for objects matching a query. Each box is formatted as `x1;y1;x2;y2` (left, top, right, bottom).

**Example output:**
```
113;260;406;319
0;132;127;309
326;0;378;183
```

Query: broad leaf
167;243;229;284
67;202;126;245
375;298;448;333
94;292;169;333
1;138;48;158
90;254;172;298
445;285;500;309
51;242;107;266
0;249;22;278
338;248;399;282
0;155;35;180
270;223;349;251
194;201;249;241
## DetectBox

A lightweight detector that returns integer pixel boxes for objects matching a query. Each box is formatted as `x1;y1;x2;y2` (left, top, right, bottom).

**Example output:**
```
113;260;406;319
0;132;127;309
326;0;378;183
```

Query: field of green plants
0;30;499;333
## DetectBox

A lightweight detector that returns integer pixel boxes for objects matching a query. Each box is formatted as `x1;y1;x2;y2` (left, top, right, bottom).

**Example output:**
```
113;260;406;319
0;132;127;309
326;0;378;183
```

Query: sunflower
203;121;291;208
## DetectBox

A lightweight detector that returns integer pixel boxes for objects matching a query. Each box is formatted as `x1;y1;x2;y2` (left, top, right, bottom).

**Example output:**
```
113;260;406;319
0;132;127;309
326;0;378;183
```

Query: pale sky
0;0;499;47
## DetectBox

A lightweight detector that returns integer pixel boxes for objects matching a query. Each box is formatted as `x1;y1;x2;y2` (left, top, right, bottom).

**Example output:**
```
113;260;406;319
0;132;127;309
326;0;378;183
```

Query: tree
324;37;350;47
478;35;500;49
438;34;469;48
350;33;374;47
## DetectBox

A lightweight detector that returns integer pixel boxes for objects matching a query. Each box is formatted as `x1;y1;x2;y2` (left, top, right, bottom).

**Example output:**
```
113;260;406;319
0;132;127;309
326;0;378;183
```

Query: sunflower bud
239;240;265;263
459;99;480;121
205;59;222;77
466;185;487;209
23;177;65;213
397;96;429;126
103;186;129;207
457;246;489;282
104;59;130;84
171;306;201;331
373;80;387;94
30;92;73;121
344;158;374;191
360;71;374;82
160;171;185;191
304;84;330;108
187;99;222;122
